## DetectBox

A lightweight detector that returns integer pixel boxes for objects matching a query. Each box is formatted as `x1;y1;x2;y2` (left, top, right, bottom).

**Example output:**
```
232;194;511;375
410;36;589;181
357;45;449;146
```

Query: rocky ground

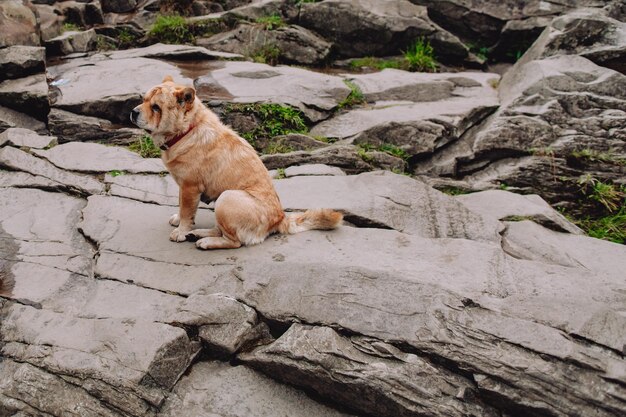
1;1;626;416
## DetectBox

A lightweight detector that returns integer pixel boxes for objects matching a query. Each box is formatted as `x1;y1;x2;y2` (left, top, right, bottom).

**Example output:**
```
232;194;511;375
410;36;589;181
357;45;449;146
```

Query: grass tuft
249;43;281;65
255;14;285;30
148;14;194;44
128;135;161;158
404;38;437;72
338;80;366;109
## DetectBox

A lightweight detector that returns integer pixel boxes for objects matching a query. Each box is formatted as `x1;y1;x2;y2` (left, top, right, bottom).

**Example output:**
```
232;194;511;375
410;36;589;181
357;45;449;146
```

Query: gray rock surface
0;46;45;81
32;142;165;174
0;74;50;121
0;105;47;134
299;0;468;63
0;128;57;149
0;0;40;47
48;108;144;144
45;28;98;56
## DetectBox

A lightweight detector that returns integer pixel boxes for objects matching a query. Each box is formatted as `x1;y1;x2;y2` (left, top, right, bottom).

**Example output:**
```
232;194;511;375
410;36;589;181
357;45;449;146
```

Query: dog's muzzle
129;108;139;124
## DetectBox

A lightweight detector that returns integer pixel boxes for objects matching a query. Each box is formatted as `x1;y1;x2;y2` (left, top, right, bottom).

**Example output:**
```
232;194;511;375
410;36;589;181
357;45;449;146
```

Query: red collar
160;124;195;151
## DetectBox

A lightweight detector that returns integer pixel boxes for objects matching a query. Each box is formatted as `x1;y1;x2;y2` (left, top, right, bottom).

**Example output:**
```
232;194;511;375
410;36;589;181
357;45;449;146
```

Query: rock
299;0;468;63
47;54;193;123
58;0;105;28
107;42;244;61
0;74;50;121
0;0;40;47
224;0;299;22
520;8;626;74
159;361;352;417
284;164;346;177
490;16;553;61
0;105;47;134
32;142;165;174
0;146;104;195
267;133;329;151
74;176;626;417
45;28;98;56
198;24;332;65
105;172;180;206
0;128;57;149
310;70;499;144
48;108;145;144
261;144;400;174
174;293;269;357
0;171;61;191
456;189;583;234
0;46;46;81
274;171;501;240
421;55;626;209
195;61;350;121
33;2;63;41
101;0;137;14
241;324;497;417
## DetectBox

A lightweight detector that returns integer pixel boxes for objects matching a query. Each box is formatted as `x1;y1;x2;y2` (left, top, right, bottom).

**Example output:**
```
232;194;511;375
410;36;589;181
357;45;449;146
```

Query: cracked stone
0;128;57;149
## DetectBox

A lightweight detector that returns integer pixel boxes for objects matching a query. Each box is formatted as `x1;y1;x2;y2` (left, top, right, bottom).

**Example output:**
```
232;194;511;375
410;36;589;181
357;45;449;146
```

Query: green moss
264;140;295;154
148;14;194;44
378;143;410;161
357;147;374;163
249;43;281;65
255;14;284;30
349;57;402;70
404;38;437;72
128;135;161;158
62;22;81;32
108;170;126;177
225;103;308;147
338;80;366;109
275;168;286;179
575;209;626;244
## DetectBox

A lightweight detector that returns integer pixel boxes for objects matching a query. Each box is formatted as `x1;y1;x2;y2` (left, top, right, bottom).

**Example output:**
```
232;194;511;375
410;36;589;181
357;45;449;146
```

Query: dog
130;76;343;250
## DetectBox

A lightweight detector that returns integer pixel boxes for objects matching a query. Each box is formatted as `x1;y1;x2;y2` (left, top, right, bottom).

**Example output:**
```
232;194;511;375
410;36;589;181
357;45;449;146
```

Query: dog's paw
169;213;180;226
169;227;189;242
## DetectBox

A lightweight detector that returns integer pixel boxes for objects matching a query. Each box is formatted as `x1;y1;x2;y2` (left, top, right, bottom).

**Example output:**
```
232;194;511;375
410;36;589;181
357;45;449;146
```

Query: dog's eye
151;104;160;112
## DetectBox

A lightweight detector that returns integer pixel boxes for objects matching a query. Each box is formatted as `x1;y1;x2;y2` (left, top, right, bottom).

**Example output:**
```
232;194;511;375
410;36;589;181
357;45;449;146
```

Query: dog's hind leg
196;236;242;250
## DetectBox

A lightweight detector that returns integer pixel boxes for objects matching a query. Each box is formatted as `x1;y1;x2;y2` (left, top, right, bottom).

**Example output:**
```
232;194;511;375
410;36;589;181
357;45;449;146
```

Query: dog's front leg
170;184;200;242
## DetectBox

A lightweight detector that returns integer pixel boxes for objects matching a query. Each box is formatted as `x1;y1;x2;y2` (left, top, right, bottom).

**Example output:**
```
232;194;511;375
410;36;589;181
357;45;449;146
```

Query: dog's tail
277;209;343;235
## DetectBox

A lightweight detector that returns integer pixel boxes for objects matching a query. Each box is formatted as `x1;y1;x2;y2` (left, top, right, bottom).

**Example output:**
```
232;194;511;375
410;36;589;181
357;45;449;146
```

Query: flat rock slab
106;172;179;205
0;45;45;81
195;61;351;120
33;142;165;173
105;42;244;60
0;73;50;121
160;361;353;417
0;146;104;195
0;128;57;149
0;104;47;134
47;55;194;123
456;189;583;234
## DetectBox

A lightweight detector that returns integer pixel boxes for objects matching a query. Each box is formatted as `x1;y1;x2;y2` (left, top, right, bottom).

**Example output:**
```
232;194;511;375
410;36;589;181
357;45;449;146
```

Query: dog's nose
130;108;139;123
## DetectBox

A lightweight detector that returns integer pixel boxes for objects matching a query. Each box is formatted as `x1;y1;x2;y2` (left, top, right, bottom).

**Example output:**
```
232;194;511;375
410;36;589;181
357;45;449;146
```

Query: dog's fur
130;76;342;250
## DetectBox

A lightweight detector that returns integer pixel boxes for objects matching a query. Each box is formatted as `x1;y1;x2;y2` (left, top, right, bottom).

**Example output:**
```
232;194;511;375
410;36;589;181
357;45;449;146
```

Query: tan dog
130;76;342;250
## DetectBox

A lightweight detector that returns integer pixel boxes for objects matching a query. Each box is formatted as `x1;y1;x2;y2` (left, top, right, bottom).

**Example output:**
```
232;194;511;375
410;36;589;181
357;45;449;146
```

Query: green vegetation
357;147;374;163
128;135;161;158
275;168;286;179
249;43;281;65
440;187;470;196
575;209;626;244
467;43;490;61
338;80;366;108
225;103;308;147
62;22;81;32
117;28;137;46
148;14;194;44
255;14;285;30
264;140;295;154
571;148;625;165
404;38;437;72
349;57;402;71
96;36;116;51
378;143;410;161
108;170;126;177
313;136;337;144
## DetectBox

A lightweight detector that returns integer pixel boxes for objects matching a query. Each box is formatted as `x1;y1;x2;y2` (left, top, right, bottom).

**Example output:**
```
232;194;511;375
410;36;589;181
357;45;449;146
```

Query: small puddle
167;59;225;79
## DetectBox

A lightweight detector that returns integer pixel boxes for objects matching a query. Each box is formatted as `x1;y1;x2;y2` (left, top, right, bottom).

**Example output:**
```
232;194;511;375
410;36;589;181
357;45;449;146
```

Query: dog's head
130;75;196;137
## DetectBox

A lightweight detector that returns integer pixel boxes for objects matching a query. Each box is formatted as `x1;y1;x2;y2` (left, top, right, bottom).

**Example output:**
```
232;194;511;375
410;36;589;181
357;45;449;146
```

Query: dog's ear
162;75;174;83
174;87;196;110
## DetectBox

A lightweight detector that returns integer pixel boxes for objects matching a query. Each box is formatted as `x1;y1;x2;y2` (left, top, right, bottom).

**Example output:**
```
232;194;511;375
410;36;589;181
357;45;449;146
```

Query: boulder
58;0;105;27
0;146;104;195
224;0;298;22
195;61;350;121
32;2;63;41
101;0;137;13
0;0;40;47
0;74;50;121
0;105;47;134
299;0;468;63
0;46;45;81
198;23;332;65
241;324;498;417
31;142;165;174
0;128;57;149
520;8;626;74
417;54;626;209
48;108;145;144
45;28;98;56
159;361;352;417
